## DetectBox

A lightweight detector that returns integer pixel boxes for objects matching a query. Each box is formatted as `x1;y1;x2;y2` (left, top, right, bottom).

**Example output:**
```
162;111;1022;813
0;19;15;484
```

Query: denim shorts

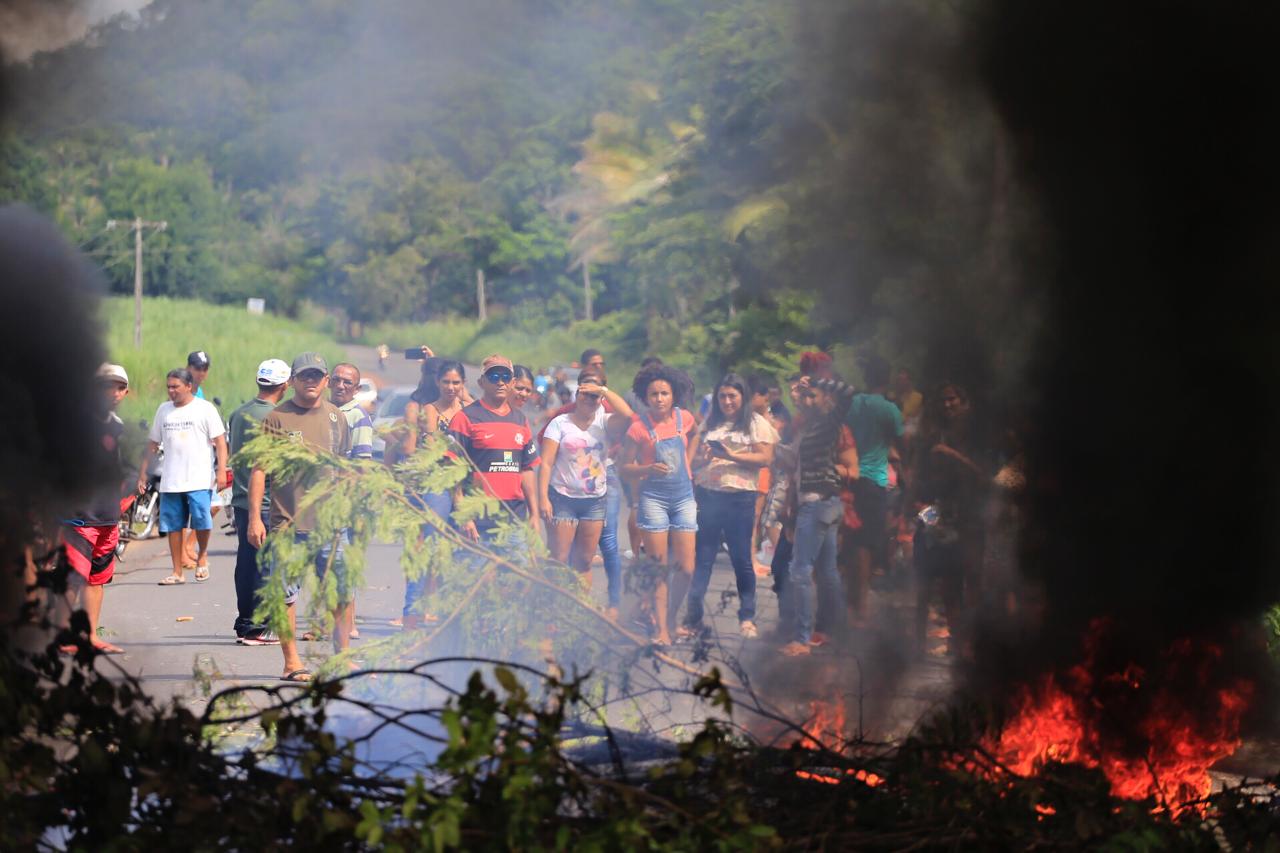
159;489;213;533
549;489;606;522
636;489;698;533
277;530;352;607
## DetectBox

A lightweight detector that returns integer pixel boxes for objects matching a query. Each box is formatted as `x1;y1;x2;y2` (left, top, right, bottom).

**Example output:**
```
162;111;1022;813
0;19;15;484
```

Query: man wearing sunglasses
447;354;541;541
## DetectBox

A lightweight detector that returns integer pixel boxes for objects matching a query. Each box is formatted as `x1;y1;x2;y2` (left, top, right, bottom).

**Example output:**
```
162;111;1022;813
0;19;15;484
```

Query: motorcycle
116;428;162;558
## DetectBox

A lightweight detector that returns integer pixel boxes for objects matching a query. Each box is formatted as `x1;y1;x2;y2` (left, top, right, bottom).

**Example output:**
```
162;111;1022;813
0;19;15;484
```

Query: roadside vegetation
102;296;346;428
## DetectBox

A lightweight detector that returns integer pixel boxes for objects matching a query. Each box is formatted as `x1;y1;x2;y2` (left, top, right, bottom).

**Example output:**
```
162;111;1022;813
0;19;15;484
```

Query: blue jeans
600;466;622;608
686;488;757;625
771;533;794;630
404;491;453;618
786;496;845;644
233;506;270;636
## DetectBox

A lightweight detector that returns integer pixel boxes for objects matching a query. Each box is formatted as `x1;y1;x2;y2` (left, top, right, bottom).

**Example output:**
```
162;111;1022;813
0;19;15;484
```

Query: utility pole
107;217;167;347
476;268;487;322
583;264;593;322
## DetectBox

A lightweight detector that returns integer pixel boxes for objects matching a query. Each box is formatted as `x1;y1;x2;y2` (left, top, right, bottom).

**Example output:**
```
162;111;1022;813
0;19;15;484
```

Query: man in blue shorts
139;367;227;585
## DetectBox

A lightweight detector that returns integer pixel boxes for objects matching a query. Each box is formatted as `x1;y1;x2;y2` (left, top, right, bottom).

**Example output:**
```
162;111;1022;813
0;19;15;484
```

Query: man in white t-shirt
138;367;228;585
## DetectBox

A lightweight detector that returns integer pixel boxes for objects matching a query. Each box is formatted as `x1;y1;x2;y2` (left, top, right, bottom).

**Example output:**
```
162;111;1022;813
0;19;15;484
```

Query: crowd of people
53;342;1024;678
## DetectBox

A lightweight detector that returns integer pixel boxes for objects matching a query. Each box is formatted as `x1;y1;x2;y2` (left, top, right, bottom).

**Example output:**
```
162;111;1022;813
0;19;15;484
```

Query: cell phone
404;348;427;360
706;439;728;454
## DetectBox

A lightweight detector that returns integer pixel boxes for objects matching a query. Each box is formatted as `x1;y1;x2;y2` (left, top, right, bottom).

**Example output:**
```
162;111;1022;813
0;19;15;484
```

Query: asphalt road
89;343;954;741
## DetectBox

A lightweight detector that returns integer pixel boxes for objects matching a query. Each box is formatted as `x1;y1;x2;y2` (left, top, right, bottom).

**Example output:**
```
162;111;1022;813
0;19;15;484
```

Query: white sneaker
739;620;758;639
623;549;635;559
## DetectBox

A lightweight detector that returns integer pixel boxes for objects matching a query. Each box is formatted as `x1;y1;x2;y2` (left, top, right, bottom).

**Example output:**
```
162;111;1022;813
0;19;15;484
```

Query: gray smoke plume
0;0;148;64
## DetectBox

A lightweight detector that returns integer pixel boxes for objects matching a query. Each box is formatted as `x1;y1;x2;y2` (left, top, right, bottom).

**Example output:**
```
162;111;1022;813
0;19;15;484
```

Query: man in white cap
227;358;290;643
56;363;130;654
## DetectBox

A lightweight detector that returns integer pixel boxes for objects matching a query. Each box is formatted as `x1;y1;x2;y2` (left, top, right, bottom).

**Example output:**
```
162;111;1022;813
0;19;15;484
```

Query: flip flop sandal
92;642;124;655
194;566;210;582
157;575;186;585
301;630;326;641
281;669;312;683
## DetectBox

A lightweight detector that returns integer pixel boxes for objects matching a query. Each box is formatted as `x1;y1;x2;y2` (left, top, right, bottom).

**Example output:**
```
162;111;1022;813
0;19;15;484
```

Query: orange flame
796;697;848;750
986;633;1253;807
791;698;884;787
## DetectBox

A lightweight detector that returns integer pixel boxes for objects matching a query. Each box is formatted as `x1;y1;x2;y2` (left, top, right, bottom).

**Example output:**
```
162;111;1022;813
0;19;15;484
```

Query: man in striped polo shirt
329;362;375;460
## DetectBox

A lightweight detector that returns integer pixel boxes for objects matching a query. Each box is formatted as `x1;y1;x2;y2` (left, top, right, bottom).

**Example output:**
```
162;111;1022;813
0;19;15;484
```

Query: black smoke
971;0;1280;734
0;204;108;626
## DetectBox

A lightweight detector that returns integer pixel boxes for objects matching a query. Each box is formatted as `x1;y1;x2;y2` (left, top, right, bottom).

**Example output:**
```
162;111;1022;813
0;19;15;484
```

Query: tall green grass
103;296;347;428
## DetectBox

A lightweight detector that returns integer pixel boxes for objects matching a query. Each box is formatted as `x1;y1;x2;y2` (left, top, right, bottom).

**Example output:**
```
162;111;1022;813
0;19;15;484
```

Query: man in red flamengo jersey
447;354;541;542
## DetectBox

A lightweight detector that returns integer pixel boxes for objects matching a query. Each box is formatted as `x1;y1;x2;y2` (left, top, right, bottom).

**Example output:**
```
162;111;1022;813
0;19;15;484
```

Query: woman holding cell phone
685;374;779;639
619;363;701;646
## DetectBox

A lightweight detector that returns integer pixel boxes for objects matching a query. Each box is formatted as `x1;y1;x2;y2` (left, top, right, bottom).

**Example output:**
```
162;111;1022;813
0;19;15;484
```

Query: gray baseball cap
290;352;328;375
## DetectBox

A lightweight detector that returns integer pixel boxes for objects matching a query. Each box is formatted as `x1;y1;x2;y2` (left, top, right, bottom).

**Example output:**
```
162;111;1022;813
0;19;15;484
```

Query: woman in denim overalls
620;365;701;646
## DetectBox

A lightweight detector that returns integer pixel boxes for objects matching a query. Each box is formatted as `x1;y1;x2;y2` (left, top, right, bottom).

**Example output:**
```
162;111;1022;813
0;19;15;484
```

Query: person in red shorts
57;363;130;654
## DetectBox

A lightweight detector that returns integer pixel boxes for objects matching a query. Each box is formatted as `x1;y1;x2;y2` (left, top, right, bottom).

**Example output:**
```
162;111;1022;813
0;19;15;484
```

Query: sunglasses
485;369;514;384
578;392;602;403
296;369;327;382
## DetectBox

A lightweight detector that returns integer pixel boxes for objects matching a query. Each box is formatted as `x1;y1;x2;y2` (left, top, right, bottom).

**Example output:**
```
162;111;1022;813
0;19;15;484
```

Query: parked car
371;385;416;459
354;378;378;413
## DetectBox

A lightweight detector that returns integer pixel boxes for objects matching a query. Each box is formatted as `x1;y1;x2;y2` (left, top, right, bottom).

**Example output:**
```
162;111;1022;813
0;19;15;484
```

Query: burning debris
791;696;887;788
986;620;1253;808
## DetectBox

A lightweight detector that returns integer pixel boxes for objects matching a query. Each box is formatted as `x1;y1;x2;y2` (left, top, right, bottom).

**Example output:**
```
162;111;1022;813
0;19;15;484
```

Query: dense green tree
1;0;1003;382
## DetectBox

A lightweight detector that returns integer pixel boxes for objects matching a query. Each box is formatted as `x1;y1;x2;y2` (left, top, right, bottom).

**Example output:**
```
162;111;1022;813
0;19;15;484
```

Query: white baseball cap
256;358;291;386
97;363;129;387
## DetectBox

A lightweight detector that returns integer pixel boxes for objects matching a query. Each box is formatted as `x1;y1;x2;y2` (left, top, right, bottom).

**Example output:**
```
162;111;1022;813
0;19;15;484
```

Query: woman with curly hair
619;363;701;646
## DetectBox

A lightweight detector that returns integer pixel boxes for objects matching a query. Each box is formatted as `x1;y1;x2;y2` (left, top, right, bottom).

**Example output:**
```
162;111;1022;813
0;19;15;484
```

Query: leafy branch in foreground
7;426;1276;849
5;614;1280;851
234;428;727;696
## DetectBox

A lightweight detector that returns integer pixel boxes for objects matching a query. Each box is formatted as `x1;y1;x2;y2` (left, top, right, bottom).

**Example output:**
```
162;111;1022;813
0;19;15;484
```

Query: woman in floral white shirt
683;374;779;638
